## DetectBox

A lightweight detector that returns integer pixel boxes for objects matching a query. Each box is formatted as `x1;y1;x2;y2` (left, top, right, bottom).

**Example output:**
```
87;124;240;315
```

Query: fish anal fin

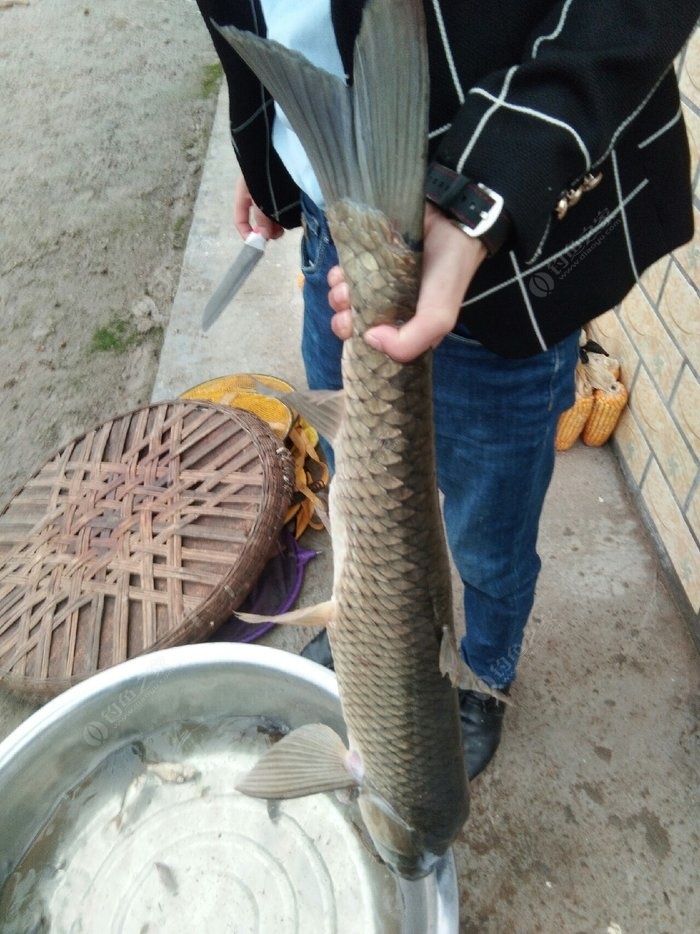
439;628;513;705
235;600;334;628
236;723;358;799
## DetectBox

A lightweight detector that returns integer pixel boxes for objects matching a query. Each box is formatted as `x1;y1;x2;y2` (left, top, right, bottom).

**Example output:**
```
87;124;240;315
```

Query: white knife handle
245;231;267;252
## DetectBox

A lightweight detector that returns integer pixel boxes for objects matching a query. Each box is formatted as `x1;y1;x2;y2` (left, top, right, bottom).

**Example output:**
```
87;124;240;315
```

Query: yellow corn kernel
555;395;595;451
582;382;628;446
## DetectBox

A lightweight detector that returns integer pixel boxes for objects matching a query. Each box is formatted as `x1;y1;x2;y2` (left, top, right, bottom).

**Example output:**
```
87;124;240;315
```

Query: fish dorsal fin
215;0;429;242
439;627;513;705
236;723;358;799
235;600;335;628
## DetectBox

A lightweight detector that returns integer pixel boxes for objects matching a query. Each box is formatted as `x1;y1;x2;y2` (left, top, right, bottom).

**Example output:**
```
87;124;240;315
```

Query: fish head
358;788;447;881
375;842;444;882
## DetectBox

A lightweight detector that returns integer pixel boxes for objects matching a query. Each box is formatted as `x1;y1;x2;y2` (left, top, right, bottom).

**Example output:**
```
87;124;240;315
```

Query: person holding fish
195;0;696;796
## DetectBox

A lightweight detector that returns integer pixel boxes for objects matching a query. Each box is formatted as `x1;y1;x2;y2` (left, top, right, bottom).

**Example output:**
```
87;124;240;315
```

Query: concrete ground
2;88;698;932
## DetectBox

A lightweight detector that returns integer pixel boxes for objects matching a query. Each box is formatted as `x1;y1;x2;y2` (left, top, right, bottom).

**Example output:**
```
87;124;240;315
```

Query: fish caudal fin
215;0;429;242
439;628;513;705
215;24;354;208
236;723;359;799
350;0;429;240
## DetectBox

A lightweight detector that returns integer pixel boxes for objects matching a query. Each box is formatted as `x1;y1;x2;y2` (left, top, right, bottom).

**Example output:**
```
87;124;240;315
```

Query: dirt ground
0;0;220;509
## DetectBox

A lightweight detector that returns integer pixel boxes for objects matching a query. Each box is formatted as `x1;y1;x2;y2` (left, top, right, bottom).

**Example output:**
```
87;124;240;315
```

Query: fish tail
215;0;429;243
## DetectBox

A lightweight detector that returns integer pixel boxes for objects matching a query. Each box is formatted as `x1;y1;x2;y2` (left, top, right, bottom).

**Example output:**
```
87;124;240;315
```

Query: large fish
217;0;485;879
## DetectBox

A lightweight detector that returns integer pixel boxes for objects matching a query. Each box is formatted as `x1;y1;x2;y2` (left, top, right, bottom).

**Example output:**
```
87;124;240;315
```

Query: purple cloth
212;527;316;643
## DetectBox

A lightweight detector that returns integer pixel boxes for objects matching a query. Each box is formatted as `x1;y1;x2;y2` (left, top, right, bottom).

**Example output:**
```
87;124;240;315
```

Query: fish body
154;861;179;895
325;202;468;875
112;772;148;830
145;761;200;784
218;0;469;878
112;761;199;830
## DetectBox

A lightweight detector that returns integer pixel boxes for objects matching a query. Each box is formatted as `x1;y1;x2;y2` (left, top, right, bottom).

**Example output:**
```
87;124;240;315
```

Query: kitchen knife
201;231;267;332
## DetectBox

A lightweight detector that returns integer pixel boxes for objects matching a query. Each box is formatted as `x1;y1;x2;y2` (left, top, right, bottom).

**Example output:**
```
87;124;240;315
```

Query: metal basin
0;644;458;932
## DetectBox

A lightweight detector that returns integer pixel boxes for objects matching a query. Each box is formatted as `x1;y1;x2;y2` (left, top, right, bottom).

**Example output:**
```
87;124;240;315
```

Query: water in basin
0;715;403;933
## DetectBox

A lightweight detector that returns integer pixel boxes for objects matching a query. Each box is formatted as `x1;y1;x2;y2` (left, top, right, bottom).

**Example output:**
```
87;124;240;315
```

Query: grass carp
217;0;475;879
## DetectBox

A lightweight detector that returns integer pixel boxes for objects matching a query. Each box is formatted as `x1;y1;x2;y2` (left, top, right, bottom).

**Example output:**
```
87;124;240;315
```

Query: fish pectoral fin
286;389;346;445
235;600;335;628
236;723;358;799
439;627;513;705
244;378;346;446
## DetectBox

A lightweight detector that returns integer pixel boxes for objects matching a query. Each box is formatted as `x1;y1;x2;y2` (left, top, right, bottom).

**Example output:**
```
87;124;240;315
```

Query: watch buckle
469;184;505;238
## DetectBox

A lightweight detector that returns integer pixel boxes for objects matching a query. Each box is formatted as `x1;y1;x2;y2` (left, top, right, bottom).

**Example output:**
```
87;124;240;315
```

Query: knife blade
201;231;267;332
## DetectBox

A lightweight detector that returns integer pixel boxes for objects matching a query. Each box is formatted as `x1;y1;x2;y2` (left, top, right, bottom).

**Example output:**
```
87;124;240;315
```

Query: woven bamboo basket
182;374;327;537
0;401;294;698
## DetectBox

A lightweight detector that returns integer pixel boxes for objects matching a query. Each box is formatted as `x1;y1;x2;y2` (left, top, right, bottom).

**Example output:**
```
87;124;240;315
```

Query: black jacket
195;0;696;357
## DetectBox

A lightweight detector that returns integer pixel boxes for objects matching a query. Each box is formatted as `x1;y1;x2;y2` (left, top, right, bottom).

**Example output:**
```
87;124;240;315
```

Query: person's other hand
233;175;285;241
328;203;486;362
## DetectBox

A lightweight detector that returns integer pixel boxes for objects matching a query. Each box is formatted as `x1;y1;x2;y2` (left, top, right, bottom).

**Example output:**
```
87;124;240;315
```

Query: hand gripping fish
216;0;499;880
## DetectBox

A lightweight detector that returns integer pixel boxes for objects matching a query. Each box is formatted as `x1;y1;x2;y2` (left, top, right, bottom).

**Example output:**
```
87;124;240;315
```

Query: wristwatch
425;162;511;255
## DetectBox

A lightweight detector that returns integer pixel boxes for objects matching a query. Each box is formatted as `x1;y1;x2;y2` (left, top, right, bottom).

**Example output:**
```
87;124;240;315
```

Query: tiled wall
587;30;699;626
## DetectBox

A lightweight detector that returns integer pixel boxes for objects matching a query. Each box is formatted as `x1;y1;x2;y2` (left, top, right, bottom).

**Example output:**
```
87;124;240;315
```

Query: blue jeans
299;194;578;689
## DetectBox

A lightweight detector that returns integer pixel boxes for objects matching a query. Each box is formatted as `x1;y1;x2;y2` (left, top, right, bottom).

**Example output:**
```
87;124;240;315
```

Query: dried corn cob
555;395;594;451
583;353;621;390
582;381;628;446
555;360;593;451
581;335;621;383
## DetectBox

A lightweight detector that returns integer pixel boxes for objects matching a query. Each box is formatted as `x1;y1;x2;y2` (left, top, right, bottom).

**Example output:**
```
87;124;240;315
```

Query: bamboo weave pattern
0;402;293;697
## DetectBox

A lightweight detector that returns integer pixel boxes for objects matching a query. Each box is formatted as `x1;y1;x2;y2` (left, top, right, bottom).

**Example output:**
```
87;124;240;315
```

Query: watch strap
425;162;510;255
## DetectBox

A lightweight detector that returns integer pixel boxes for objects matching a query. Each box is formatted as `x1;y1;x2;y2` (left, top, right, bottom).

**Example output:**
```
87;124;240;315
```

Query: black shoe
459;687;509;781
300;628;334;670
